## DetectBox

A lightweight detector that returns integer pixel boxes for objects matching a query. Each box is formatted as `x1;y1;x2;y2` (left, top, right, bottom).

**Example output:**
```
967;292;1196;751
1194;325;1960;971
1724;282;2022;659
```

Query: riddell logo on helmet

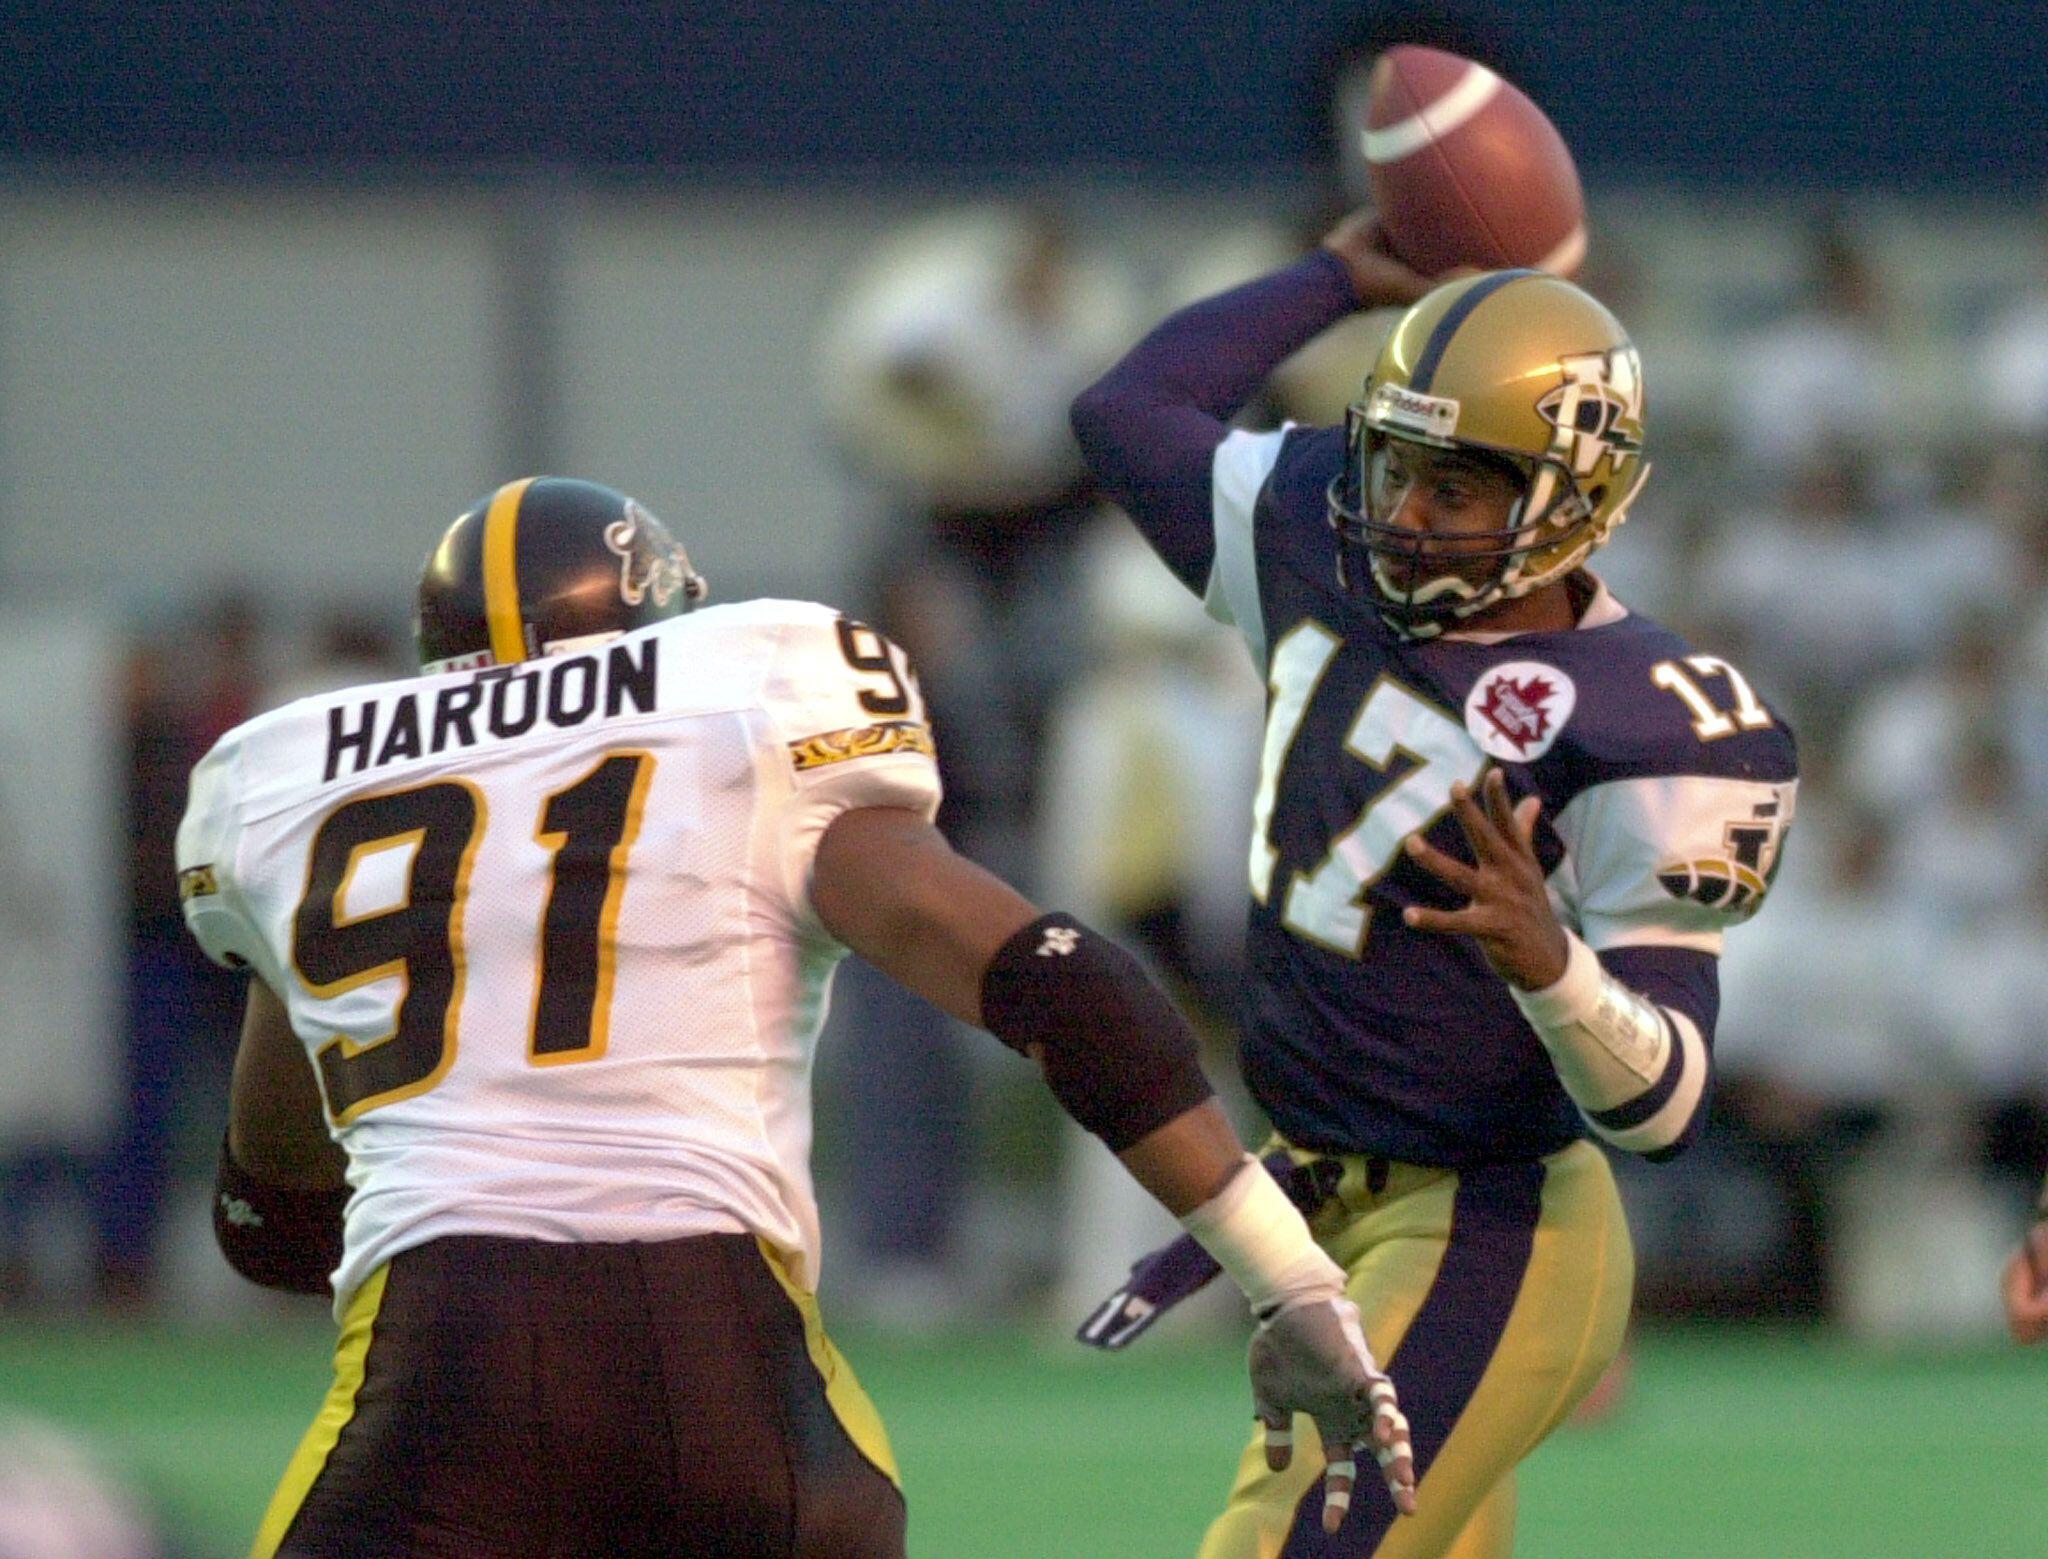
1368;383;1460;440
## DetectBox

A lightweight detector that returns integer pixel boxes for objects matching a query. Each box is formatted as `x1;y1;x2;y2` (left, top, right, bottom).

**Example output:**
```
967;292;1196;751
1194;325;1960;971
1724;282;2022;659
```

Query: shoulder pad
175;729;266;971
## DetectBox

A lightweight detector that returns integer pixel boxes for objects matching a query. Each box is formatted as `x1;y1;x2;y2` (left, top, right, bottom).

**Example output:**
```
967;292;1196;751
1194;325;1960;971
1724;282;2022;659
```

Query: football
1362;45;1585;278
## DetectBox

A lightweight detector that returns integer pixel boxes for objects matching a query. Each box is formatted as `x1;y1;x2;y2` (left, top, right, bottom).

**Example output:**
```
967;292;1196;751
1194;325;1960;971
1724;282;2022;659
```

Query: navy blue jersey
1205;424;1798;1164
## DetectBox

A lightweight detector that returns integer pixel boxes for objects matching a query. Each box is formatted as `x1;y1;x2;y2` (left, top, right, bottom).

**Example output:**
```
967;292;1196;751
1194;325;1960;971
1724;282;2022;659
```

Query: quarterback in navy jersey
1071;215;1797;1557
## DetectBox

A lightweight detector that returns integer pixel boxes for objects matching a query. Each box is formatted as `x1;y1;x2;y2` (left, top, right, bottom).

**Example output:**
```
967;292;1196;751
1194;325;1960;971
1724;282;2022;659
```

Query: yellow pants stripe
1198;1139;1632;1558
250;1266;390;1559
756;1237;902;1490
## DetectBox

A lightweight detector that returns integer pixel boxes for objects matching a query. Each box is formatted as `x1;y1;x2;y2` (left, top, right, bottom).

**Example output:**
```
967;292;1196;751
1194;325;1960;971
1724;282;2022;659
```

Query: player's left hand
1400;768;1570;991
2002;1220;2048;1345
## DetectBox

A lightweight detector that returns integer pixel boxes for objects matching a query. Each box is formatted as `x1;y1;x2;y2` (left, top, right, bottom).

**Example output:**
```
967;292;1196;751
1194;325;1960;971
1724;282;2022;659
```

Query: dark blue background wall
6;1;2042;190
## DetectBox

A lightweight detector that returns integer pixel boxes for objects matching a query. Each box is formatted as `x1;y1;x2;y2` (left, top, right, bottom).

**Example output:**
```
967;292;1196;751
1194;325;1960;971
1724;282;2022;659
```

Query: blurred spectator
1889;728;2038;936
1652;804;1911;1318
1587;487;1719;635
0;1415;169;1559
1718;802;1926;1120
818;201;1138;869
1974;207;2048;435
0;778;75;1307
1937;848;2048;1196
260;609;406;710
1723;210;1897;480
1842;609;2012;826
814;202;1138;1308
1037;522;1265;1008
96;591;264;1309
1698;441;1903;738
1897;732;2048;1168
1991;450;2048;812
1883;444;2032;655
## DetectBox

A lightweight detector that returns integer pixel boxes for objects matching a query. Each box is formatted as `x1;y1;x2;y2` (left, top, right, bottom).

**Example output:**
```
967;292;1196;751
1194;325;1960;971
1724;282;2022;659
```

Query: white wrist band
1180;1156;1346;1317
1511;932;1671;1110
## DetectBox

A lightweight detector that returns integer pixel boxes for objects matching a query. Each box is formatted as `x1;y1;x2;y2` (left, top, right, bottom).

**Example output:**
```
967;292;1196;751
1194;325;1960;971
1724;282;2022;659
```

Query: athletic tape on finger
1374;1408;1411;1467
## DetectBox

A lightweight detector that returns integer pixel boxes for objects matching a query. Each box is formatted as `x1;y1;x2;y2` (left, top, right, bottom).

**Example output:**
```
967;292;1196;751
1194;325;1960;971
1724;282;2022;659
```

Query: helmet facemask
1328;411;1604;637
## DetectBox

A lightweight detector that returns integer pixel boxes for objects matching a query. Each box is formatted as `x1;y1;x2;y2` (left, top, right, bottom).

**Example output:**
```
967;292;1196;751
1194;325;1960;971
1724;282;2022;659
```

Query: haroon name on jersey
324;638;660;782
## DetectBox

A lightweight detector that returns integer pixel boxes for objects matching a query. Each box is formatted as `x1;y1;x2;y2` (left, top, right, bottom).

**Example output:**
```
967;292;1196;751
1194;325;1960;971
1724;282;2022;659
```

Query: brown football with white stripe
1363;45;1585;279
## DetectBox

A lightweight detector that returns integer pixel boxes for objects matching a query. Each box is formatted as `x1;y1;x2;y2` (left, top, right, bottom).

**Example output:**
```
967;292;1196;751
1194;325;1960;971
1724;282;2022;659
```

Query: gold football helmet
1327;269;1650;636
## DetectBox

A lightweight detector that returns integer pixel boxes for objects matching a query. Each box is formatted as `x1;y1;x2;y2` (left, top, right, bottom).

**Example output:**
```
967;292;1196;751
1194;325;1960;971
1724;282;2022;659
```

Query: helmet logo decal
1536;348;1644;480
604;500;691;608
1464;661;1576;761
1366;382;1460;441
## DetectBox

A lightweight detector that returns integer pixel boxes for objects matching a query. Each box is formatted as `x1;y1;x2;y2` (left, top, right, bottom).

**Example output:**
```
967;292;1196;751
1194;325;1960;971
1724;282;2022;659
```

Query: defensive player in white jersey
176;477;1416;1558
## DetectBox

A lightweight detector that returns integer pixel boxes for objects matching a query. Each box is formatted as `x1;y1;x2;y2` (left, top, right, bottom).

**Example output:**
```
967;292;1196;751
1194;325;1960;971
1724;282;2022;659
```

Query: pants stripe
754;1237;902;1490
1282;1160;1546;1556
250;1266;390;1559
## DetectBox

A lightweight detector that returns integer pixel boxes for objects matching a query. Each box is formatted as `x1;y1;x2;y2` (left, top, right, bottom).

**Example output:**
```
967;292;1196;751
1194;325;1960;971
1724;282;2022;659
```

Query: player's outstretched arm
214;979;348;1294
2006;1205;2048;1345
812;806;1415;1521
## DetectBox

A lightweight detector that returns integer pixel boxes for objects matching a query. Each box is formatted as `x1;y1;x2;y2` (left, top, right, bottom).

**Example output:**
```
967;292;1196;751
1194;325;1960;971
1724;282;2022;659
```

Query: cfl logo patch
1037;926;1081;957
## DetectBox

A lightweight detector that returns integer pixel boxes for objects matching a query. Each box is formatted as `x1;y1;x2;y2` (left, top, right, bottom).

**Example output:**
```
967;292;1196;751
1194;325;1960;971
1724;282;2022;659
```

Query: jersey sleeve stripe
1585;1009;1706;1154
483;477;537;665
1205;427;1286;664
787;721;936;771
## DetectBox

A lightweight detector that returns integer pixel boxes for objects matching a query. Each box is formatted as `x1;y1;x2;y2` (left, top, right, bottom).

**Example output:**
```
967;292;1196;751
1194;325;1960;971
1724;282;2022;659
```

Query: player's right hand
1249;1293;1418;1529
1317;211;1436;312
2003;1220;2048;1345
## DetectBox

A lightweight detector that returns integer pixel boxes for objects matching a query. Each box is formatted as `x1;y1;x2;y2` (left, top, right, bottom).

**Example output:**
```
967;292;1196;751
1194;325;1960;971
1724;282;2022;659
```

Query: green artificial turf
0;1316;2041;1557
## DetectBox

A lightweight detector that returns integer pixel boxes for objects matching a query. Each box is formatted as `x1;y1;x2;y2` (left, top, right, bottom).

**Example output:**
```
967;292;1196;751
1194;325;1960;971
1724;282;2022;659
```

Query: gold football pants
1198;1138;1632;1558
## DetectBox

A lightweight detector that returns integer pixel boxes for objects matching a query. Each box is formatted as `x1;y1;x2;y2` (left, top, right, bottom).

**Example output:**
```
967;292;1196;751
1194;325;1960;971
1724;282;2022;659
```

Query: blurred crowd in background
10;186;2047;1346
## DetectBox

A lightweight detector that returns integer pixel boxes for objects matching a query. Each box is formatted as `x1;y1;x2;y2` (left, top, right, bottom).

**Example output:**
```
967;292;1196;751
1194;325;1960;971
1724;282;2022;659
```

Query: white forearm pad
1180;1156;1347;1318
1512;933;1707;1153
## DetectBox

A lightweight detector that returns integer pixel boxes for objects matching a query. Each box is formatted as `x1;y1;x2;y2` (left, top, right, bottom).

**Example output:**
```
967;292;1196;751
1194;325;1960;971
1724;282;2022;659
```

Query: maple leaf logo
1475;674;1558;755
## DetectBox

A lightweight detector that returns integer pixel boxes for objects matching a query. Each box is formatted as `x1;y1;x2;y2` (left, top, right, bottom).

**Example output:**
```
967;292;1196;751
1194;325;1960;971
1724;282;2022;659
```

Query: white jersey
176;599;940;1311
